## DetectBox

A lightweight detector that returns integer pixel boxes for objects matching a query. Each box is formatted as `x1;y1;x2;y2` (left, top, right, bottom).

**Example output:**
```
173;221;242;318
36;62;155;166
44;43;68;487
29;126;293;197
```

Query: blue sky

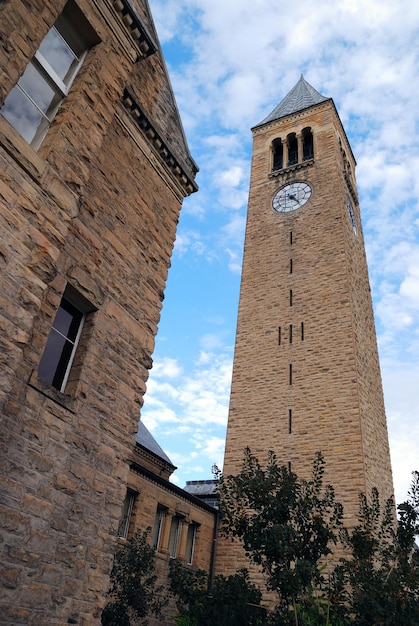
142;0;419;504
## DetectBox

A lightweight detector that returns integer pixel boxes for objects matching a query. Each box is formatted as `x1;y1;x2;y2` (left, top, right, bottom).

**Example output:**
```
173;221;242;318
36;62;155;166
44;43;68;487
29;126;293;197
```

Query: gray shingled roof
255;75;329;127
136;420;174;465
184;480;219;497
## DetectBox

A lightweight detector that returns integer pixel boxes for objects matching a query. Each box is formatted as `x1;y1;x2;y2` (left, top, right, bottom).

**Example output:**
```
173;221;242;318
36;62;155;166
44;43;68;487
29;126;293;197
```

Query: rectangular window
301;321;304;341
185;523;197;565
290;290;293;306
288;409;292;434
278;326;281;345
289;324;293;344
152;504;167;551
289;363;293;385
37;284;95;394
38;295;84;392
1;1;98;148
168;516;182;558
118;490;136;539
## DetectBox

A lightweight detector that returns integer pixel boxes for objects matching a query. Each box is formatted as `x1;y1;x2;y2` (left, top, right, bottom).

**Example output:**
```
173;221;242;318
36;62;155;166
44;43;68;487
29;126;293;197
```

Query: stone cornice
111;0;157;59
129;461;218;515
122;87;198;196
269;158;314;180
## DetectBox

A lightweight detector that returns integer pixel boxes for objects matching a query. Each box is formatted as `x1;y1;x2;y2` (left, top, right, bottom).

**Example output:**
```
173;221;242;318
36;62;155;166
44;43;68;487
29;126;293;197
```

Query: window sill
0;116;46;182
270;158;314;178
28;370;78;414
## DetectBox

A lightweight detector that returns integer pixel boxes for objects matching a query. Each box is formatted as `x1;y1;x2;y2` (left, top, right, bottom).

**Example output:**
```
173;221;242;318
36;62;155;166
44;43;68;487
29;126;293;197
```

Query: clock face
346;197;357;234
272;182;312;213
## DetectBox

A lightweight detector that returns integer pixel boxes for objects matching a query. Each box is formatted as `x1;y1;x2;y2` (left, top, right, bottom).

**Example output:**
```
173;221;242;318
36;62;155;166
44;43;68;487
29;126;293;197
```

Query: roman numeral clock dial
272;181;312;212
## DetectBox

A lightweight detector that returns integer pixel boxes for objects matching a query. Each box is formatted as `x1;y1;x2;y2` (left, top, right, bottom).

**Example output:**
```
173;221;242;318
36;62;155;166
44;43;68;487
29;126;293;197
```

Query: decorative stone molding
122;86;198;196
269;157;314;179
112;0;157;59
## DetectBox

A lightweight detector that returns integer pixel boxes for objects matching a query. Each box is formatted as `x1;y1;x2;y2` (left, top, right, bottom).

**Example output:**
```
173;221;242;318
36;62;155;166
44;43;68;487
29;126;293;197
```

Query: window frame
118;490;137;539
185;523;197;565
37;284;95;394
168;515;182;558
0;1;98;149
152;504;167;551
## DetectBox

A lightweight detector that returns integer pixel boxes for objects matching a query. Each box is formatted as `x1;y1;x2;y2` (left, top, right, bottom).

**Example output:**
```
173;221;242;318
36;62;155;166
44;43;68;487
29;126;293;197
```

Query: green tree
169;558;267;626
101;529;167;626
220;449;343;625
335;471;419;626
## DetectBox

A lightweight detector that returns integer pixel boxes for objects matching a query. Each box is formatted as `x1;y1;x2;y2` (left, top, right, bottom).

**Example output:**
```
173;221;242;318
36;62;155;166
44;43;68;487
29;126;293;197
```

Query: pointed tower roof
255;75;330;128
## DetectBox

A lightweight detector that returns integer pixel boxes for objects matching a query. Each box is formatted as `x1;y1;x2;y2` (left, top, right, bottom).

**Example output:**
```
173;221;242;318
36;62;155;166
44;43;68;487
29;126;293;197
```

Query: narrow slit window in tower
288;409;292;434
289;324;293;343
278;326;281;345
289;363;293;385
301;321;304;341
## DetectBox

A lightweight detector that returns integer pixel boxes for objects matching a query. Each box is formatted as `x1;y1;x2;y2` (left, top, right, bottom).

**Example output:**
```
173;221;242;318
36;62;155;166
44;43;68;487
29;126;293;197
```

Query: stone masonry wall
216;100;394;599
0;1;197;624
125;463;217;626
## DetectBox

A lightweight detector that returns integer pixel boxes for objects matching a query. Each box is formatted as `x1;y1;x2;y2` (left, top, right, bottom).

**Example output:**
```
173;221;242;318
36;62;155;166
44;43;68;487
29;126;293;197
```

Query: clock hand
288;194;297;201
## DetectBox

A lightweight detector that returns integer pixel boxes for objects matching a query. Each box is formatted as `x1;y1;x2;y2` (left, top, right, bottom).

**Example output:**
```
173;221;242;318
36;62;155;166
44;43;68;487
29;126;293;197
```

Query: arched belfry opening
287;133;298;165
272;138;283;170
302;127;314;160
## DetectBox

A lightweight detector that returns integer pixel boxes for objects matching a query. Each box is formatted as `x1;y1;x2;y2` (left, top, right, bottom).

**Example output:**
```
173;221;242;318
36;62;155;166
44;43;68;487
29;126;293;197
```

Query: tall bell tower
218;77;394;575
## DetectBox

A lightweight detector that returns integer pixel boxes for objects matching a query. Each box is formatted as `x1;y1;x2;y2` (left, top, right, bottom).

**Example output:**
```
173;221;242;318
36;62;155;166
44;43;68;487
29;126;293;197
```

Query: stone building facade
217;77;394;587
119;422;218;626
0;1;197;624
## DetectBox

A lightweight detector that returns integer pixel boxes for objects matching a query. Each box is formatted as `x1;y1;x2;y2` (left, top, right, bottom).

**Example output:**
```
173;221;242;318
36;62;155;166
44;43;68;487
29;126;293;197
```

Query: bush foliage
103;460;418;626
101;529;167;626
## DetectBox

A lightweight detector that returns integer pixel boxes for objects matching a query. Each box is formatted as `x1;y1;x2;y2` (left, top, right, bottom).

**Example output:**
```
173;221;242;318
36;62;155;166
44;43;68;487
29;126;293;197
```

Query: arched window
302;127;314;160
287;133;298;165
272;138;283;170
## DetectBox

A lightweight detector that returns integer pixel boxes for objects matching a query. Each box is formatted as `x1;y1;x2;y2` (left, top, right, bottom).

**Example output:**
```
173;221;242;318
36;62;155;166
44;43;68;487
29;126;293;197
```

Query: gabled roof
255;75;330;128
136;420;173;466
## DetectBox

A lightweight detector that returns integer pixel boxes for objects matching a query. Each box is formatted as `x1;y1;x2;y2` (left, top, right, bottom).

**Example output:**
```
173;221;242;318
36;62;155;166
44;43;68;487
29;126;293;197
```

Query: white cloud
400;266;419;305
146;0;419;500
150;357;183;379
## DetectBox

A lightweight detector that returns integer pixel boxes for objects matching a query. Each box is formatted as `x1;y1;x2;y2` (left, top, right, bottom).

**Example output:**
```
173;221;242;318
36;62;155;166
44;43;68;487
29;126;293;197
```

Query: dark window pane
51;334;74;389
52;306;75;338
38;329;67;386
37;297;84;391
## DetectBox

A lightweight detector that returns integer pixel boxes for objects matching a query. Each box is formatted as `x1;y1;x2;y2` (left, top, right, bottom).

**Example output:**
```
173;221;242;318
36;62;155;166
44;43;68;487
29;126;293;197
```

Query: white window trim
185;523;197;565
59;309;85;392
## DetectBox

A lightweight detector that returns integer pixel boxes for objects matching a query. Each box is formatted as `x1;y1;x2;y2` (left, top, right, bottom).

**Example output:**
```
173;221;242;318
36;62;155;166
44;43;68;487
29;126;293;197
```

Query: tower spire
256;75;329;127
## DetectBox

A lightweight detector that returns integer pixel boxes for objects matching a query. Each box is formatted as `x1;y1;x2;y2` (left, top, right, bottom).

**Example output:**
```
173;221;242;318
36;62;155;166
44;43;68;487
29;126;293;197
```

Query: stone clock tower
218;76;394;576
